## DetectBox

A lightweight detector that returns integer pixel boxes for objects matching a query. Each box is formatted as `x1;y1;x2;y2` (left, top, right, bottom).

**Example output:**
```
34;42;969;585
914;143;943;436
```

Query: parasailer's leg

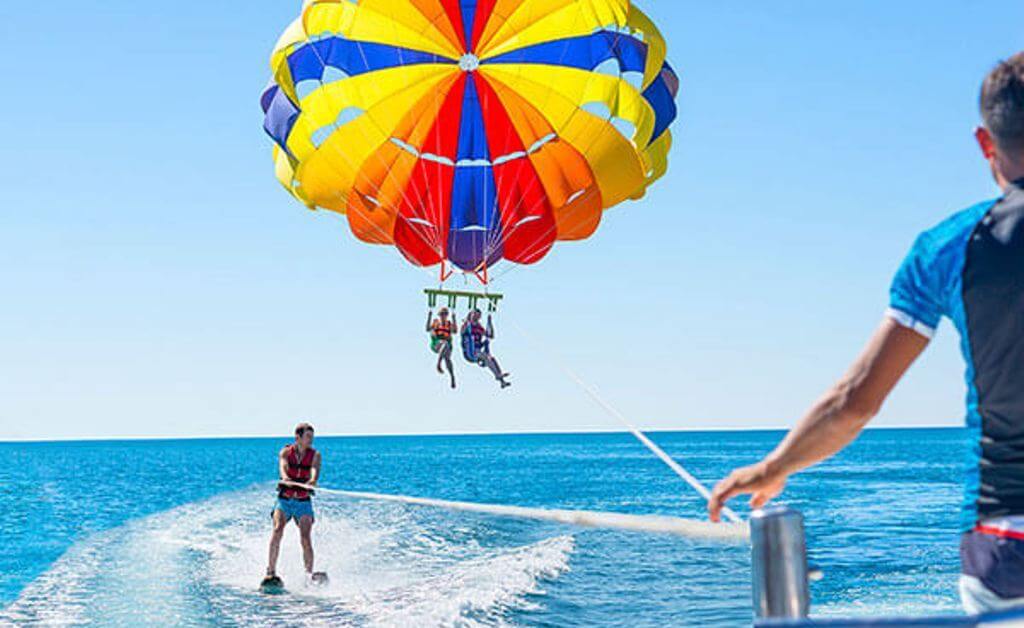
484;354;511;388
442;341;456;388
431;337;448;375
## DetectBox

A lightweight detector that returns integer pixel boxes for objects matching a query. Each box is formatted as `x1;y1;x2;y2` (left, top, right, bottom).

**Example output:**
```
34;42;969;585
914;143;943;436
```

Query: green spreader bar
425;289;504;312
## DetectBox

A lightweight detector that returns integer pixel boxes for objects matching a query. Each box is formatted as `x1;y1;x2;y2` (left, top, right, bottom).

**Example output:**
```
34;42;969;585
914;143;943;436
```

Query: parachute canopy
262;0;679;279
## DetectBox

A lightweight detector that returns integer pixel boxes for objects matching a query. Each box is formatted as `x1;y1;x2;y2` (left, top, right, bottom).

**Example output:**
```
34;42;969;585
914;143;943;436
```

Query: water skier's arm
708;317;930;521
279;447;294;482
310;451;321;487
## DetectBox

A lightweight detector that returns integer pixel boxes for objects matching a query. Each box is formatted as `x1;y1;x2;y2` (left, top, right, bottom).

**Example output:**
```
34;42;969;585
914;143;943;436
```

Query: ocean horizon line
0;423;962;445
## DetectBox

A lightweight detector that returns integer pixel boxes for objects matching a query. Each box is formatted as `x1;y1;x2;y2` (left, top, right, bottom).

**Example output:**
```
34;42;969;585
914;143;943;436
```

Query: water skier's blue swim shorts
273;497;314;522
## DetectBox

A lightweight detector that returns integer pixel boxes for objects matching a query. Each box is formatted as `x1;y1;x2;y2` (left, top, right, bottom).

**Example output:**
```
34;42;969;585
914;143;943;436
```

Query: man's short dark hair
295;422;314;437
981;52;1024;153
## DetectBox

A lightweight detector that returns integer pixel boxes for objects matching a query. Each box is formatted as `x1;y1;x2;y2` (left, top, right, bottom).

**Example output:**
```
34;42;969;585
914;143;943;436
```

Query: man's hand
707;318;929;523
708;461;787;522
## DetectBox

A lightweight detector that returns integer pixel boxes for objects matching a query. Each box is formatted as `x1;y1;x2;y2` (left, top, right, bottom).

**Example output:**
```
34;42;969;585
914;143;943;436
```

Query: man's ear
976;126;997;159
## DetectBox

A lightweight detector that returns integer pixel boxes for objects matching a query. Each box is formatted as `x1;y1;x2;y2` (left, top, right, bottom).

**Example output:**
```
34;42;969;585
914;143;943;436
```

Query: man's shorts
273;497;315;522
960;519;1024;614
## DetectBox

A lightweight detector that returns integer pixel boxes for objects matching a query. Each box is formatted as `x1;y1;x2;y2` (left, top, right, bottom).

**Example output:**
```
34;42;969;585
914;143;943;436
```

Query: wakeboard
310;571;329;586
259;575;285;594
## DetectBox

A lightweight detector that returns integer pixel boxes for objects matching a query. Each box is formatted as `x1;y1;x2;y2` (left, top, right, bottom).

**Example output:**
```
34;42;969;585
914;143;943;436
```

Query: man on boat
264;422;322;585
427;307;457;389
463;309;511;389
709;52;1024;614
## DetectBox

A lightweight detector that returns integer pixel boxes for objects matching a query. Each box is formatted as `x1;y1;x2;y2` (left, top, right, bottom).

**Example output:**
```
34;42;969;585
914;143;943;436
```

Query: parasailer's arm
708;317;930;521
426;311;434;333
486;315;495;339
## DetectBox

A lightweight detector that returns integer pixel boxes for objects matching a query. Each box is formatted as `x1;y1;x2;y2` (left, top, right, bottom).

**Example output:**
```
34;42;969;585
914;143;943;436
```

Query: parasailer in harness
427;307;457;389
263;422;323;589
462;309;510;389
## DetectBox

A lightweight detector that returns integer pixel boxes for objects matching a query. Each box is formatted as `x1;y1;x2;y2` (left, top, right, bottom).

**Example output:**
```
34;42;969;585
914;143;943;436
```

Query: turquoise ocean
0;429;967;626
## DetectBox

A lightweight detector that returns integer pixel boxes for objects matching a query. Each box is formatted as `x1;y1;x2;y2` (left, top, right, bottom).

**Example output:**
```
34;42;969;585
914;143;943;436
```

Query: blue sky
2;1;1022;440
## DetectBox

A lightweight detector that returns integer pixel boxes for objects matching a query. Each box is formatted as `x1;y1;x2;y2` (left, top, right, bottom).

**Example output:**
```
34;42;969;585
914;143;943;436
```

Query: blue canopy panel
286;38;453;86
642;62;680;144
260;38;453;155
485;31;648;74
485;32;679;145
460;0;478;53
260;83;301;157
448;77;504;271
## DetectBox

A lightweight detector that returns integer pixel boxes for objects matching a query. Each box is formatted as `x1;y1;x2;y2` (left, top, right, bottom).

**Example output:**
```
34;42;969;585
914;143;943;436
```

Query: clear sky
2;1;1022;440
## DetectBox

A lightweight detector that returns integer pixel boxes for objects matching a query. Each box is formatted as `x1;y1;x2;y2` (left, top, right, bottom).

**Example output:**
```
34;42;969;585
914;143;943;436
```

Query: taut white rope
284;482;748;543
507;320;744;524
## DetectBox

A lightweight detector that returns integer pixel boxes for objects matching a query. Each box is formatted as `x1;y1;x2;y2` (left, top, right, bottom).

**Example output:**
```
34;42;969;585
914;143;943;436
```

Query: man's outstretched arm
708;317;930;522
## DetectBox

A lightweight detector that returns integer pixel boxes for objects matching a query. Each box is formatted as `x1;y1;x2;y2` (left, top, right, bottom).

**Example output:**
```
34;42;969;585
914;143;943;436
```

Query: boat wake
1;486;574;626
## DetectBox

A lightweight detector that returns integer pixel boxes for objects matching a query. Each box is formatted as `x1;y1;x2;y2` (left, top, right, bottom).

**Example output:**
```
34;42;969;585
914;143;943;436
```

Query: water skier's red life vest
278;445;316;500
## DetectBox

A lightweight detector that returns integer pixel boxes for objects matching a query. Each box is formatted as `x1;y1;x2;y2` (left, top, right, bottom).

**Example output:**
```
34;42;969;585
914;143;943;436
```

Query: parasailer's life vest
432;320;455;340
278;445;316;500
462;322;490;363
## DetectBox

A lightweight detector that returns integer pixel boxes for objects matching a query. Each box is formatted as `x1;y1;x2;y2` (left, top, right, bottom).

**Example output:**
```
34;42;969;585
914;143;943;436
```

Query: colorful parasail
262;0;679;283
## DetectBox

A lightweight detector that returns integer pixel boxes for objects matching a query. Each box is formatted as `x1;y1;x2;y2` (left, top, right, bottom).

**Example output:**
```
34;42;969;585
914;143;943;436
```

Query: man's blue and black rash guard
889;178;1024;529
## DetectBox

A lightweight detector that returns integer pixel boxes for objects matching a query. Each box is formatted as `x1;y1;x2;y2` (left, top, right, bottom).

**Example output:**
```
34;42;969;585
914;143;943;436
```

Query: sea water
0;429;967;626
